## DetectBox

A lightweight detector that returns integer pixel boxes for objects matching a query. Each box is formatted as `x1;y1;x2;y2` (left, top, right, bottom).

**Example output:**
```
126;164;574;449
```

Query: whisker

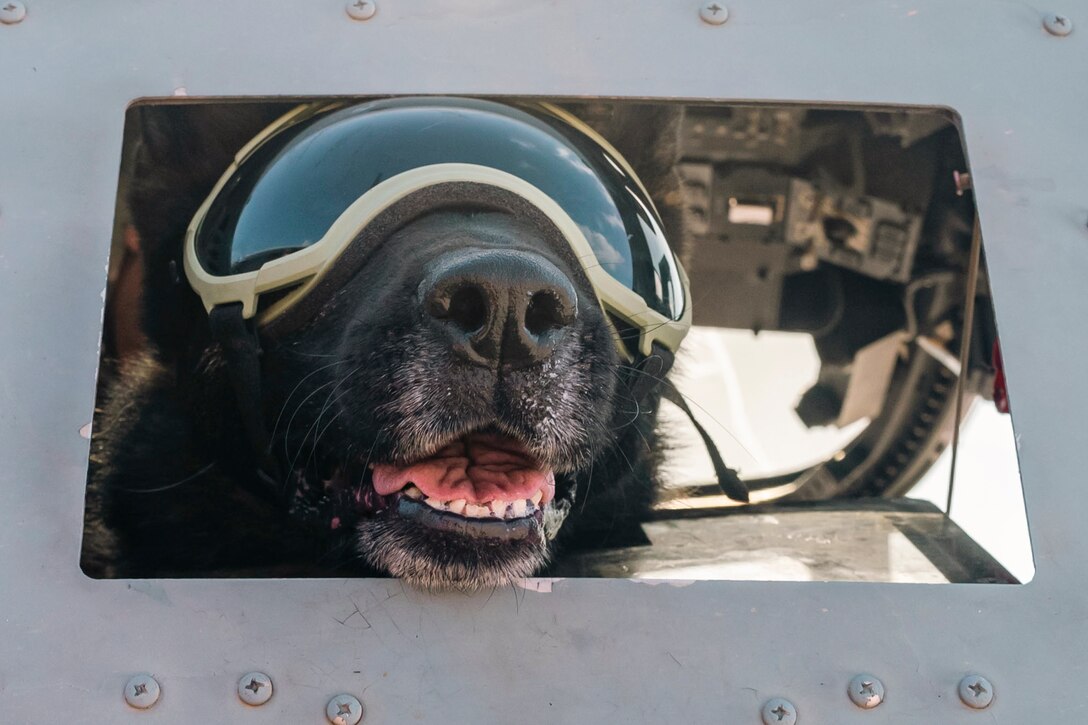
611;438;638;478
616;361;754;460
288;371;360;477
303;366;363;469
281;377;339;462
282;348;337;358
117;462;216;494
579;462;595;514
358;434;384;486
306;410;344;471
270;359;343;443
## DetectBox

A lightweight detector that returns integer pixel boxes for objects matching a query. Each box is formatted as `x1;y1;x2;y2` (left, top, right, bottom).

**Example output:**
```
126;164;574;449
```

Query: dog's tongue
372;433;555;506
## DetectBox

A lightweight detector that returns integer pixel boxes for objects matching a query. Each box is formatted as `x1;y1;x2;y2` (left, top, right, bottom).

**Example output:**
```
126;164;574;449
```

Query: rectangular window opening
82;97;1033;586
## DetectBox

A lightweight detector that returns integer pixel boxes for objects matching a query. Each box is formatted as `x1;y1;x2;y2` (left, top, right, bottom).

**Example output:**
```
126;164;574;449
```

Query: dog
81;99;690;589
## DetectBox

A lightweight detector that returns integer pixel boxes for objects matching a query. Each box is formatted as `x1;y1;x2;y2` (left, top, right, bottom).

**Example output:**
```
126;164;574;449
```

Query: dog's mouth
284;422;574;586
293;428;559;538
369;431;555;542
372;431;554;519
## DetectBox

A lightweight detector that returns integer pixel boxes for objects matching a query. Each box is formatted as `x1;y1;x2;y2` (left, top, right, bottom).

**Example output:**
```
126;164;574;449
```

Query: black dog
81;100;688;588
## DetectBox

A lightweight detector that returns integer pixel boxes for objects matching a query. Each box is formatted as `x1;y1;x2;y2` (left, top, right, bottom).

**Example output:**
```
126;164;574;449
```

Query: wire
946;215;983;517
903;271;957;338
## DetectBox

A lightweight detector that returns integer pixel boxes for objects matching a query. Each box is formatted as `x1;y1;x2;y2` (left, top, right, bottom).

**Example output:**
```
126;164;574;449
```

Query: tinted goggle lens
194;98;686;321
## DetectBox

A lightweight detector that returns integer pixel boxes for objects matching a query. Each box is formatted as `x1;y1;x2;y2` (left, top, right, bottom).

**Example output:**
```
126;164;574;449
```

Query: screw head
1044;13;1073;36
0;1;27;25
326;693;364;725
699;1;729;25
761;697;797;725
123;674;161;709
848;674;885;709
238;672;273;706
346;0;376;21
958;674;994;709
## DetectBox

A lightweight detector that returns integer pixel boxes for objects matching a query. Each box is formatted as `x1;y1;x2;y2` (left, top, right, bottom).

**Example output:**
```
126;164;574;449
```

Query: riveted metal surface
327;693;364;725
0;1;1085;722
958;674;995;709
847;674;885;709
123;674;160;709
237;672;273;706
0;0;26;25
699;1;729;25
345;0;376;22
1043;12;1074;36
761;697;797;725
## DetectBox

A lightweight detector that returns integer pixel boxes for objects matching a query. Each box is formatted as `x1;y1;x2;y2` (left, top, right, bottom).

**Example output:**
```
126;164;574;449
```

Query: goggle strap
656;359;751;504
208;303;282;494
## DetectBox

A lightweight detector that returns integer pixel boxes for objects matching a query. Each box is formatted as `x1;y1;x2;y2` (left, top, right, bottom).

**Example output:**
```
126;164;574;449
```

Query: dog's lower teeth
464;503;489;518
404;489;545;520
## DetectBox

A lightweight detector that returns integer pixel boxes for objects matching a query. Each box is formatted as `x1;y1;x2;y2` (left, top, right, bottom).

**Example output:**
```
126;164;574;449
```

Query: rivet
1043;13;1073;36
699;1;729;25
346;0;376;21
958;674;994;709
0;1;27;25
123;674;161;710
848;674;885;709
761;697;797;725
238;672;273;706
327;693;364;725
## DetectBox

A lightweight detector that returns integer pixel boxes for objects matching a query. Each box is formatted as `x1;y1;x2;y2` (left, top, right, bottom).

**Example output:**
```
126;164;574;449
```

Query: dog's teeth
465;503;489;518
423;497;446;511
531;490;544;506
511;499;527;517
448;499;466;515
490;500;508;517
403;485;423;500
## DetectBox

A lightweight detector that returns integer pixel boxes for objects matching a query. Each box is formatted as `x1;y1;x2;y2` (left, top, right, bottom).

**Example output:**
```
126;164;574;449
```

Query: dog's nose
420;250;578;369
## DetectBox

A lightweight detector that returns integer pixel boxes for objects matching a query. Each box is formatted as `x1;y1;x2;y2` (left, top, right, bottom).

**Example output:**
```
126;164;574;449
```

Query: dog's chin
353;500;552;590
347;428;579;589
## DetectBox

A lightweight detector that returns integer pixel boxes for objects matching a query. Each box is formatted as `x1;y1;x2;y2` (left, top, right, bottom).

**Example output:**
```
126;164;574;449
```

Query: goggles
184;97;691;358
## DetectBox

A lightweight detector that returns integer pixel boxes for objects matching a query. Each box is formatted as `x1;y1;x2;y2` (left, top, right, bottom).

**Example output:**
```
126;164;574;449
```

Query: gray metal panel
0;1;1081;721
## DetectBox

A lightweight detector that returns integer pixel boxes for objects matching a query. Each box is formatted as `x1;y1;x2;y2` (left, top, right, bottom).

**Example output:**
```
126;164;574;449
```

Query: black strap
623;342;749;503
207;303;281;489
660;382;750;504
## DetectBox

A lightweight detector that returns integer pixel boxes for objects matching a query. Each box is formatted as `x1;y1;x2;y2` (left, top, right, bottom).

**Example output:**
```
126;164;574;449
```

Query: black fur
81;100;683;587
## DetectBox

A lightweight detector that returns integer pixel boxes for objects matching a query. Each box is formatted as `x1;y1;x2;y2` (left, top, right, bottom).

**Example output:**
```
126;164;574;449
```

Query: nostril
524;291;569;336
446;285;488;334
421;249;578;368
